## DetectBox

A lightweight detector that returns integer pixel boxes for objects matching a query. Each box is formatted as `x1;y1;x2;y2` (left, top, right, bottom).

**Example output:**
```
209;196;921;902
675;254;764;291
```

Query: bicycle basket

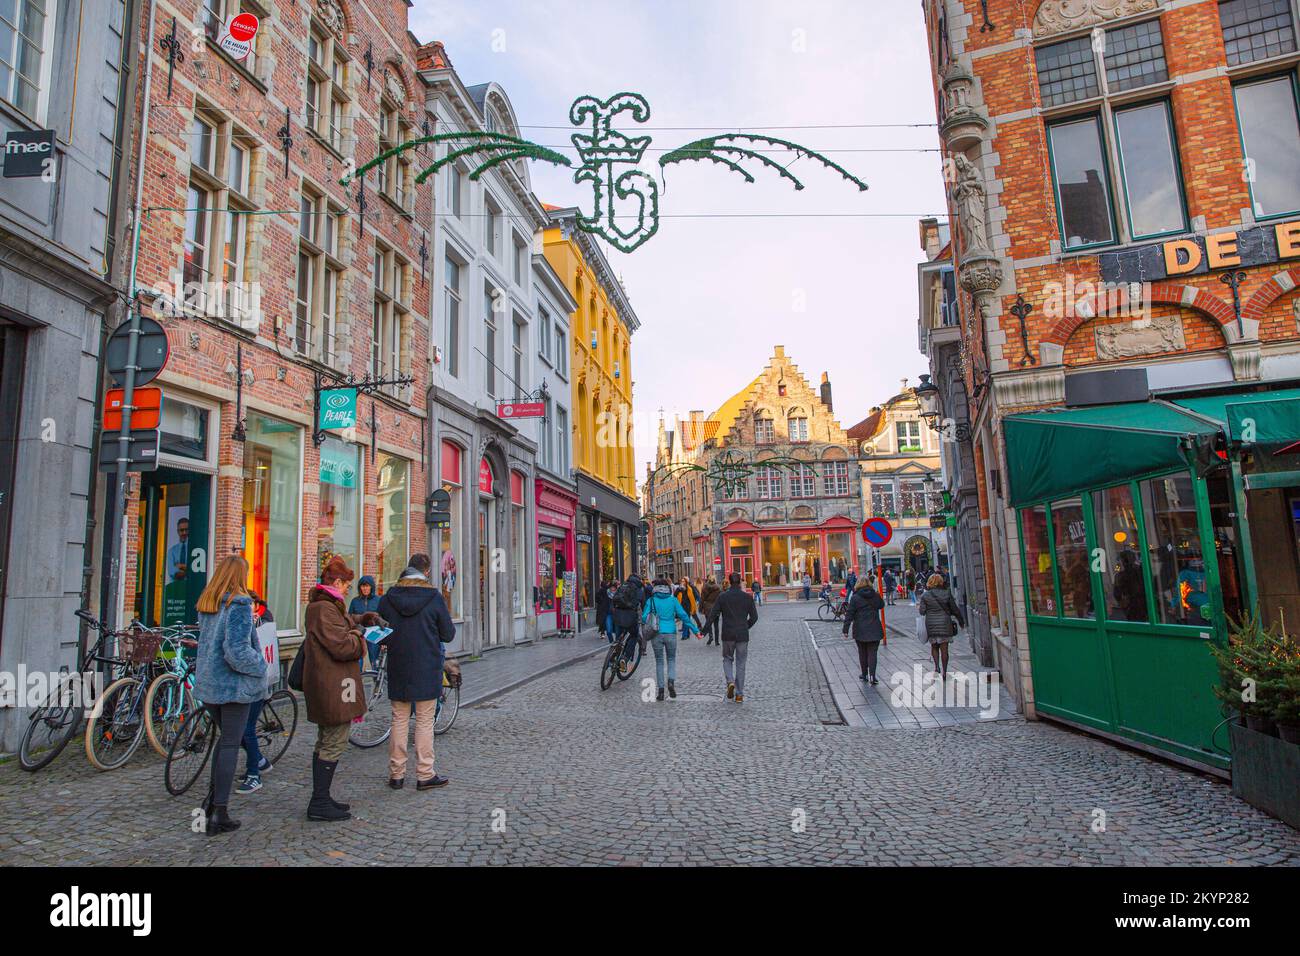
117;629;164;665
443;659;462;689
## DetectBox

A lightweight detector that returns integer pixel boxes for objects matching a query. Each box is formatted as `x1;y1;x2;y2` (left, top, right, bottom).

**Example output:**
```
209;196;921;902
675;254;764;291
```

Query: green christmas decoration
647;452;811;503
341;93;870;254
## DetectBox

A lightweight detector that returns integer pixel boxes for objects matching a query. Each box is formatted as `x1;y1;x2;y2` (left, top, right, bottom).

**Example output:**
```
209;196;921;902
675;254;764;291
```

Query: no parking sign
861;517;893;548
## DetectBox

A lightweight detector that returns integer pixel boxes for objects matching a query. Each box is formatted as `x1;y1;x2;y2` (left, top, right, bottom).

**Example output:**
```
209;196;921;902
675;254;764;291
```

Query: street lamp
915;373;941;431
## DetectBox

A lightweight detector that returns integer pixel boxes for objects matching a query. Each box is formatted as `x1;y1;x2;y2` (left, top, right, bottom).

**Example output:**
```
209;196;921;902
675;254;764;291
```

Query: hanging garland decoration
648;451;812;502
338;93;871;254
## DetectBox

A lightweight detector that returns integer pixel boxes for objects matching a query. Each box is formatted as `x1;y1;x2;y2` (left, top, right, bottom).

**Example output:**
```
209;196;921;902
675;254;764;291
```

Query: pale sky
409;0;947;485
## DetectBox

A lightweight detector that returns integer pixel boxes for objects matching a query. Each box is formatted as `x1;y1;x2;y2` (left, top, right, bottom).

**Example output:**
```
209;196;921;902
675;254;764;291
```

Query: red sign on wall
478;457;495;494
497;401;545;420
228;12;260;41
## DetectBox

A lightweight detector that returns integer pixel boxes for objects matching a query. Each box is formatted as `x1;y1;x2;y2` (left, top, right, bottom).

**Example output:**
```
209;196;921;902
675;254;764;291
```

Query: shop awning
1168;388;1300;445
1004;402;1220;507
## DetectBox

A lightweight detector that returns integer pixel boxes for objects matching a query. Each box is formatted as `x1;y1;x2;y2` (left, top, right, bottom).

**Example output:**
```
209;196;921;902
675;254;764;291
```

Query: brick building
116;0;433;650
921;0;1300;770
648;347;860;599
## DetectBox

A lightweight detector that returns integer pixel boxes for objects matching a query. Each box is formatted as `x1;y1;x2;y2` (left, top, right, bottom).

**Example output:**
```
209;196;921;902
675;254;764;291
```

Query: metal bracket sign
3;129;55;178
317;387;358;431
497;401;546;420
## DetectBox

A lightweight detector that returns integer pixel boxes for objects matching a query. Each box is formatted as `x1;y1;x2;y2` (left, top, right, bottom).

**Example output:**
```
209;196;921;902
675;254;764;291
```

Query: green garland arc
659;133;870;193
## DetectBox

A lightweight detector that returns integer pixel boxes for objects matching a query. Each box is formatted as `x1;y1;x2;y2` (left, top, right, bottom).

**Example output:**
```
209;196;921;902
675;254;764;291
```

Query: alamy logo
49;886;151;936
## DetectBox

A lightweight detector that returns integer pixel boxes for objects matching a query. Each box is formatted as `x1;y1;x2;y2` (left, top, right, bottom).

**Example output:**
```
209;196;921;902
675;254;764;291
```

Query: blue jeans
605;613;615;642
241;698;266;774
651;633;677;689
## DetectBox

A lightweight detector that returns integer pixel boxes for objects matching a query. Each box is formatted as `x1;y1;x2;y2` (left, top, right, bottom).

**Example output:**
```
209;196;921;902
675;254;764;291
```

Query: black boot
206;804;241;834
307;753;351;822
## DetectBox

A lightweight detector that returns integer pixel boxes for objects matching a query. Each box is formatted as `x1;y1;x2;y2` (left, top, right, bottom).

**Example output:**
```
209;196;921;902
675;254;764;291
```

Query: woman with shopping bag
918;573;965;680
842;579;885;685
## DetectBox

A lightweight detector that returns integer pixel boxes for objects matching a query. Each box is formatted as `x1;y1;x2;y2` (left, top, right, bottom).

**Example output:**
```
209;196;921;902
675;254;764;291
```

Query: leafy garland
660;133;870;193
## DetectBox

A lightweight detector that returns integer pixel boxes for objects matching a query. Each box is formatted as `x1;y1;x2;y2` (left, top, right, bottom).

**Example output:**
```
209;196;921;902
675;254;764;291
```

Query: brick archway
1243;265;1300;324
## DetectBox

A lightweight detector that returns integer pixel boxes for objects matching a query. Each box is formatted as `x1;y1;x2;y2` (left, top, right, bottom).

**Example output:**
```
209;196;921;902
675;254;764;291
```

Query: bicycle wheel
258;689;298;766
818;602;834;622
144;672;195;757
84;676;149;771
433;684;459;736
349;670;391;748
18;674;85;772
615;637;642;681
165;706;215;796
599;645;619;690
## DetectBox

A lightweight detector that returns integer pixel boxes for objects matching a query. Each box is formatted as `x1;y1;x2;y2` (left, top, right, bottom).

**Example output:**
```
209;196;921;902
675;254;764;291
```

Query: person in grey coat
842;579;885;685
919;573;965;679
192;555;268;834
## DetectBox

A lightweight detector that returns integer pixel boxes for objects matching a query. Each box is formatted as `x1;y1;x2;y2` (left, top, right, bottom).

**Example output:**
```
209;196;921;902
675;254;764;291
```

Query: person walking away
349;575;383;667
904;568;916;604
699;576;722;645
379;553;455;791
846;568;858;595
883;568;897;606
676;576;698;640
707;572;758;703
235;592;277;795
842;577;885;685
595;579;612;641
643;579;699;699
919;573;965;680
801;572;813;601
611;573;644;663
750;577;763;606
302;556;373;821
192;555;267;834
690;578;705;632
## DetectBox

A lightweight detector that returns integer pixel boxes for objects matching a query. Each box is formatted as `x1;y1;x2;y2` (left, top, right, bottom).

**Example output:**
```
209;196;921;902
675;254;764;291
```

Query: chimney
820;372;833;412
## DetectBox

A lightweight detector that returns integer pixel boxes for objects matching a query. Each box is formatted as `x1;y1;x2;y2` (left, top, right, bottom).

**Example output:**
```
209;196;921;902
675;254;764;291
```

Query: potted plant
1211;614;1280;734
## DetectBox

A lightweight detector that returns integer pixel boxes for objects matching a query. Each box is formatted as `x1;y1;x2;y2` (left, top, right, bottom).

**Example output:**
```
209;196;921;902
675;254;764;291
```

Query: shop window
1052;497;1094;619
1206;472;1246;624
439;441;463;620
1219;0;1297;66
159;399;210;462
511;472;526;616
318;437;361;579
1233;75;1300;219
599;518;618;583
791;534;820;583
241;414;301;630
1022;505;1055;615
1093;484;1148;623
826;533;852;583
1141;474;1209;626
761;535;791;587
622;530;633;581
376;454;409;591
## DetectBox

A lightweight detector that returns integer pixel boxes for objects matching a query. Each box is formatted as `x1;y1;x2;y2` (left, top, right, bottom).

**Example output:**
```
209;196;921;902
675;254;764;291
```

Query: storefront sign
2;128;55;178
497;401;546;420
562;570;577;618
318;388;357;431
478;457;495;494
319;440;358;488
1099;219;1300;283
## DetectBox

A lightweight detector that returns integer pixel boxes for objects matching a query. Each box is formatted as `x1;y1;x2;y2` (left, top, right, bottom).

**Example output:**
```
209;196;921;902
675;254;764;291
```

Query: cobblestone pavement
2;602;1298;866
810;603;1018;729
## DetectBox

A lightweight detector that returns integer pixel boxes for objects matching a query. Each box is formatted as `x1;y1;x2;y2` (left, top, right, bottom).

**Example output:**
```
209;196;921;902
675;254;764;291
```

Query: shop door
730;555;754;587
136;468;210;627
478;500;498;647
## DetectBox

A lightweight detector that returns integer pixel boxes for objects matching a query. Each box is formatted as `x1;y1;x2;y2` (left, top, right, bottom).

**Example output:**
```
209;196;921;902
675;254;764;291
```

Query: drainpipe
101;0;156;630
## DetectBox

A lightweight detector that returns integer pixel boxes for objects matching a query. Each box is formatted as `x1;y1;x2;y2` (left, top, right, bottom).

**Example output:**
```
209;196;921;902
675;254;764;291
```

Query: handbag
256;621;280;695
286;641;306;691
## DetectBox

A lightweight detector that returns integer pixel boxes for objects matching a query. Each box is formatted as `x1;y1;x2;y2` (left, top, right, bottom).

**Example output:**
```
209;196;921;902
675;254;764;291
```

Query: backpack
613;579;640;610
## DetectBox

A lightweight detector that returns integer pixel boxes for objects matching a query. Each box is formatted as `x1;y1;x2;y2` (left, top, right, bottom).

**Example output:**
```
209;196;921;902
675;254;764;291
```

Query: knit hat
321;555;354;584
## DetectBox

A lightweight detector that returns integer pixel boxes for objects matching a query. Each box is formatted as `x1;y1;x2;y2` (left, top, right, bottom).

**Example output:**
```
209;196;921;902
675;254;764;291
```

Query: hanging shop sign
1100;219;1300;283
497;401;546;420
218;12;259;60
2;128;55;178
341;92;868;254
317;388;357;431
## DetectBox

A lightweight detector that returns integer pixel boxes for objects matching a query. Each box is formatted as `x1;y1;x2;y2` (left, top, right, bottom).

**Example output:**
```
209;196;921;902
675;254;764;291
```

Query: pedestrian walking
302;556;373;822
801;572;813;601
235;592;277;795
192;555;267;834
699;576;722;645
350;574;382;667
707;572;758;703
883;568;897;606
750;577;763;606
595;579;612;641
846;568;858;595
842;578;886;685
644;579;699;700
919;573;965;679
379;553;455;791
905;568;916;604
676;576;698;640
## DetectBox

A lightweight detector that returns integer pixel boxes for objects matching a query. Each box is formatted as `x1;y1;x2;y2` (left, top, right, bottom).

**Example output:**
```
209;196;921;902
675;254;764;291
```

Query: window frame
1231;70;1300;222
0;0;57;124
296;186;345;363
1218;0;1300;68
1110;97;1191;242
1045;112;1121;252
304;20;349;153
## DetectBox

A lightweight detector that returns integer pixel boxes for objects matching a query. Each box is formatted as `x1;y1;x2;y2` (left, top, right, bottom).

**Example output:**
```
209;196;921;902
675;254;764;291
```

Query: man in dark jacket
707;573;759;703
377;553;454;791
612;573;644;658
842;580;886;684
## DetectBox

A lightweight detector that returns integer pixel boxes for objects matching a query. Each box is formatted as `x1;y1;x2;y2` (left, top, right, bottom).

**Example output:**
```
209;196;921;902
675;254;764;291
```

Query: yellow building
542;206;642;628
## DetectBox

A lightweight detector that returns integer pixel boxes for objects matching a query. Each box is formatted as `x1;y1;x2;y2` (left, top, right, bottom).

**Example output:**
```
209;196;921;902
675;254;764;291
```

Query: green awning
1169;388;1300;445
1004;402;1219;507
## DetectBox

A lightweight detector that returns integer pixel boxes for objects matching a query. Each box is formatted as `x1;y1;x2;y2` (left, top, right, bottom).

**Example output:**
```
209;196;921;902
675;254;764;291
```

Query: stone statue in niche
952;154;990;255
1094;315;1185;360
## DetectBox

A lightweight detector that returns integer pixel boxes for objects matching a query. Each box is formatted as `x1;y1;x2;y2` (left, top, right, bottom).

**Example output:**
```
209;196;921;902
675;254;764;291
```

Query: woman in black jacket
595;580;612;641
842;579;886;685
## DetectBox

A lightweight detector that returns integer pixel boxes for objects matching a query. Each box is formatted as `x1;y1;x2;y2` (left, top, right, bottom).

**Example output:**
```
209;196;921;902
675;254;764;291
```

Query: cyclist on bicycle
610;573;644;662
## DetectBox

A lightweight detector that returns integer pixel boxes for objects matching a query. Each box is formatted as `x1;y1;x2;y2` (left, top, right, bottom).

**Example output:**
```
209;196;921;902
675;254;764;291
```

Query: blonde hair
927;573;945;589
197;555;251;614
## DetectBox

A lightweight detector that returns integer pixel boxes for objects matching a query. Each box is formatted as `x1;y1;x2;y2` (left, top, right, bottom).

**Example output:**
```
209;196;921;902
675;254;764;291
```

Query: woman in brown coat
302;556;373;822
699;577;722;645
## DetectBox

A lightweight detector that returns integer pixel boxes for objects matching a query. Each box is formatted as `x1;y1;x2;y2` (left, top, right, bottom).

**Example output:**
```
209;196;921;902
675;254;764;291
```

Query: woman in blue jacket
642;579;699;700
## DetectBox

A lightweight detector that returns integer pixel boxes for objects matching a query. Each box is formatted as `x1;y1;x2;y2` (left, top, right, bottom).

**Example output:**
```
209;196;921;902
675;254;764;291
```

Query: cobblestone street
2;602;1298;866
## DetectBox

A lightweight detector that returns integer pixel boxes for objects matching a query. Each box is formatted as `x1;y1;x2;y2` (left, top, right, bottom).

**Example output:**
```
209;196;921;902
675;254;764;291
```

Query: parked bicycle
817;593;849;622
143;628;202;757
349;644;461;748
18;609;132;771
599;626;643;691
163;687;299;796
82;625;168;771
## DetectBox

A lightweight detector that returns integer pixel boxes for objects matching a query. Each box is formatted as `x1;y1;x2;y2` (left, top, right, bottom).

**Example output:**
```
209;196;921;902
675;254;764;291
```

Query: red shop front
720;516;858;595
535;478;578;635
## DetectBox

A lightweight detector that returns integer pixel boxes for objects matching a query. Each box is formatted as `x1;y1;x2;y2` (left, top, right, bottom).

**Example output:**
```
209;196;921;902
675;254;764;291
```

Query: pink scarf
318;582;345;602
